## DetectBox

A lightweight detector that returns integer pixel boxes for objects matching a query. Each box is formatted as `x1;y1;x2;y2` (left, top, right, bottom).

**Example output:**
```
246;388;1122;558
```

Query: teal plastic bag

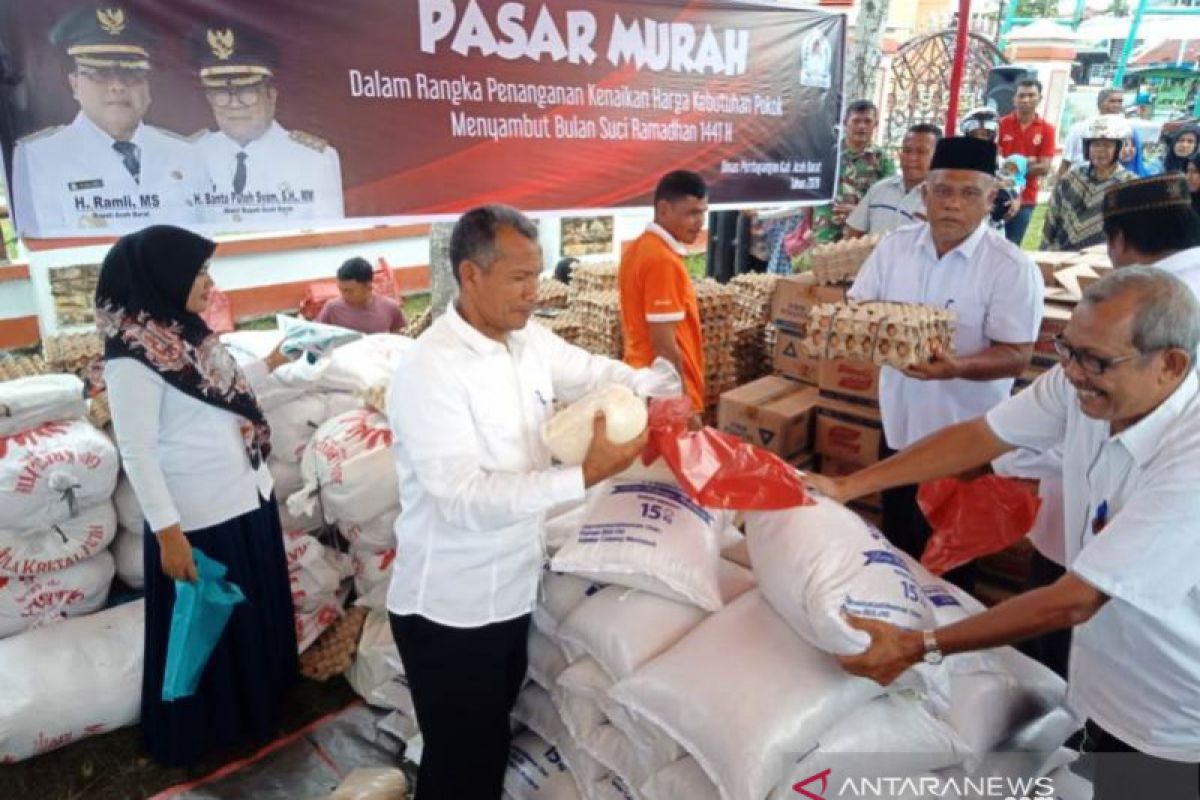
162;548;246;702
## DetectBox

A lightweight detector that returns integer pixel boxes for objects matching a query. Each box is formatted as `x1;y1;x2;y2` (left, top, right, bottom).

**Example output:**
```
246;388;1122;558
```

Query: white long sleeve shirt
106;357;273;532
385;305;677;628
987;366;1200;760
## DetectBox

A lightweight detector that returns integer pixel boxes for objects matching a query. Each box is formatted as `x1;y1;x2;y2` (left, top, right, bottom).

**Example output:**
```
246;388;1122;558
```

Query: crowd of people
81;77;1200;800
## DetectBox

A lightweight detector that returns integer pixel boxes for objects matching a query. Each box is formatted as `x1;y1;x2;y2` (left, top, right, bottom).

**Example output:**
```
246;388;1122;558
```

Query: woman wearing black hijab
96;225;297;768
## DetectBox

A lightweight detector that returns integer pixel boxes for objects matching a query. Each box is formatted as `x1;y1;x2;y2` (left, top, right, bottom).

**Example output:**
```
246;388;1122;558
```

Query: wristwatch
921;629;944;666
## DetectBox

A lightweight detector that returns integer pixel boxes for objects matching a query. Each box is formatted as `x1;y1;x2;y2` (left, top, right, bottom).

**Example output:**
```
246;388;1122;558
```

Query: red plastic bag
373;259;400;301
642;397;812;510
917;475;1042;576
299;280;340;320
200;287;234;333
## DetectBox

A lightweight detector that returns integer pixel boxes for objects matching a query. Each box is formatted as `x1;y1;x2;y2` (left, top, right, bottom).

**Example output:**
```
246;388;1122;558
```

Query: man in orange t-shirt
619;170;709;414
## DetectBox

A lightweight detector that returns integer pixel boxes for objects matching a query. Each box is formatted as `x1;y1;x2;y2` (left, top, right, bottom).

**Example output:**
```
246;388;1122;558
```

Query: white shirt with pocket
385;304;677;628
845;175;926;235
987;366;1200;760
105;357;274;533
848;222;1044;449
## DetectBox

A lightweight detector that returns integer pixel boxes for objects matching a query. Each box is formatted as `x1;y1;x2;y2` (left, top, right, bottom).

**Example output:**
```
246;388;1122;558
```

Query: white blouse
105;357;274;533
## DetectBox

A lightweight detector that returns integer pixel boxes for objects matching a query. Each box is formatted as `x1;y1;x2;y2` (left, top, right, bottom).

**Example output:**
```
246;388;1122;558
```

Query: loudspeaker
985;66;1036;116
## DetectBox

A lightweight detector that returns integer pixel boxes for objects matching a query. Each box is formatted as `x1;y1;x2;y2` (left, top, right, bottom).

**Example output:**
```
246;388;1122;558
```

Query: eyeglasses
205;85;267;108
76;66;148;87
1052;333;1147;375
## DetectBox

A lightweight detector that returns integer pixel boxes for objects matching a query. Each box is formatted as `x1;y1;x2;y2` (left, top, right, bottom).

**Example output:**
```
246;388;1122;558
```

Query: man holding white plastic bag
384;205;680;800
808;268;1200;799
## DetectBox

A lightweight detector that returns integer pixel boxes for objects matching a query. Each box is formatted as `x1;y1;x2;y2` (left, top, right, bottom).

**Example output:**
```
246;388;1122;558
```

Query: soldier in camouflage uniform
812;100;896;245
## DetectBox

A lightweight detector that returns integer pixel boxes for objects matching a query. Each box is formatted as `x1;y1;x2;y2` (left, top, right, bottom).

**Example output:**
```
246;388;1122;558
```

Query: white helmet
1085;114;1132;141
960;106;999;137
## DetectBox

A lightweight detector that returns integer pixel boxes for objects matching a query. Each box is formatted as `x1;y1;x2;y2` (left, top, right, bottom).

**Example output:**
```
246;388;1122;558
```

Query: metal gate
884;29;1008;145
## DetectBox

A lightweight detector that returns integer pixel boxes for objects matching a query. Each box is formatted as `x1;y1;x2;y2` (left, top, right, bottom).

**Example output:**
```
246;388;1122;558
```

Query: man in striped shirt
845;123;942;238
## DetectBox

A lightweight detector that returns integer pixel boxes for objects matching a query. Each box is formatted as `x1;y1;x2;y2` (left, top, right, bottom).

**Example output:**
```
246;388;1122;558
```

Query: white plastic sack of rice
0;599;143;762
551;480;730;611
556;559;755;682
0;500;116;577
289;408;399;525
0;374;87;437
608;590;880;800
0;419;119;530
542;384;647;467
112;524;144;589
505;730;580;800
641;757;720;800
745;497;936;656
0;550;115;638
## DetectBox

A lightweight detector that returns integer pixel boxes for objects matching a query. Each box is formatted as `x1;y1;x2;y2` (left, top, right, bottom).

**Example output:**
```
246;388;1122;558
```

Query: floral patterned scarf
95;225;271;464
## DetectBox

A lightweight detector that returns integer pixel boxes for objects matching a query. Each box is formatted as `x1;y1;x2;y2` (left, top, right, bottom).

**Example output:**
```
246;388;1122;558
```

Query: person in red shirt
316;257;407;334
619;171;708;415
998;78;1056;247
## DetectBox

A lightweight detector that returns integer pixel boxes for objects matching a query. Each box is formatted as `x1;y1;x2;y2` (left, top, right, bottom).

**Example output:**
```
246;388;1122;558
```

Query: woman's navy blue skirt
141;495;297;767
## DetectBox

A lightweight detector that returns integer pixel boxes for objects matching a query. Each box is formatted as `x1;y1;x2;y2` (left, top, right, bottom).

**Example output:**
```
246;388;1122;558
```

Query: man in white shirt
847;136;1043;576
385;205;678;799
810;267;1200;798
1104;173;1200;296
11;5;210;237
188;23;344;226
1058;88;1125;179
845;122;941;237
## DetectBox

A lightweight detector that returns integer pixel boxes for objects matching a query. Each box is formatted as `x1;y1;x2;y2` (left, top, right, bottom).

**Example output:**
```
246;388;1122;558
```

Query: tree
845;0;890;102
1105;0;1130;16
1013;0;1058;17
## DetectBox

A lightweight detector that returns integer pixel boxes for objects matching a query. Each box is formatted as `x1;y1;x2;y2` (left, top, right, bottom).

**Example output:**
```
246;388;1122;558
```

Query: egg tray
298;605;368;682
569;262;620;299
404;308;432;339
537;278;570;310
42;331;104;377
730;273;780;327
802;301;956;369
0;354;48;382
808;234;881;285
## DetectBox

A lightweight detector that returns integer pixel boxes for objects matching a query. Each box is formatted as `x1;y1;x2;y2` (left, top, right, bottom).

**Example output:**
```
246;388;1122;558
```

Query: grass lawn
1021;205;1047;252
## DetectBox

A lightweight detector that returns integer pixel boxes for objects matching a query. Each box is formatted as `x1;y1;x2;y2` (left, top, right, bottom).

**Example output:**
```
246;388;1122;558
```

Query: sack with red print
351;547;395;610
0;374;86;437
288;408;399;526
0;420;119;529
318;334;413;395
0;599;143;762
284;531;350;614
0;501;116;578
339;507;399;552
112;525;145;589
0;551;115;638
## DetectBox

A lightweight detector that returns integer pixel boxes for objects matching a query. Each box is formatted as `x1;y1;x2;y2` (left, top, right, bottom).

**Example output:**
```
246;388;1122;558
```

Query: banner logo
792;768;832;800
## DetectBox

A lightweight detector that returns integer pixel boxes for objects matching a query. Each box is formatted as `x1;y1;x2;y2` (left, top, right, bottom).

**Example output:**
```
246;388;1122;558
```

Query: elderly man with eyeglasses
188;22;344;225
810;266;1200;799
11;5;211;237
844;136;1044;587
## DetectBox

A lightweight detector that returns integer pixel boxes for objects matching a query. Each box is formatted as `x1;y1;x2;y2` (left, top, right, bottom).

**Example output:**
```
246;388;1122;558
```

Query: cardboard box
771;274;847;331
814;397;884;467
773;328;819;384
818;358;881;403
1031;251;1080;286
791;450;817;473
717;376;819;459
818;455;884;508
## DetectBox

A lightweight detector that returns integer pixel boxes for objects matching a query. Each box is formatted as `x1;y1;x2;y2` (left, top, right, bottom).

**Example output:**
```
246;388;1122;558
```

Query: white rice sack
295;590;347;655
346;607;402;699
746;498;936;655
284;531;347;613
0;599;143;762
505;730;580;800
376;709;419;743
545;502;587;555
599;695;683;777
528;628;570;690
289;408;399;526
557;560;754;682
551;481;728;611
0;550;115;638
553;658;609;743
112;474;143;534
0;500;116;577
768;693;973;799
0;374;86;437
268;456;305;503
0;419;119;529
514;682;570;747
642;758;720;800
947;647;1067;755
266;391;361;463
351;546;395;606
112;525;144;589
581;723;653;791
533;571;605;637
341;506;400;552
609;590;880;800
898;552;1001;676
322;334;413;394
590;775;638;800
542;385;648;466
220;329;283;361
